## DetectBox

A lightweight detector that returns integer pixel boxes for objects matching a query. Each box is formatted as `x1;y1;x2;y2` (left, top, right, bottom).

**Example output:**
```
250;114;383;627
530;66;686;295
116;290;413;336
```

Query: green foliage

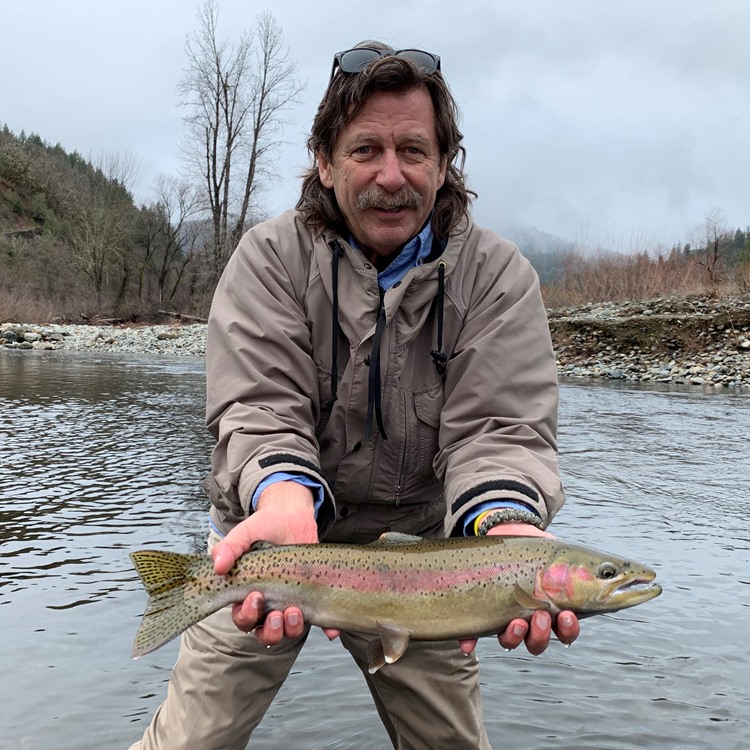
30;192;48;221
42;210;69;239
4;188;22;213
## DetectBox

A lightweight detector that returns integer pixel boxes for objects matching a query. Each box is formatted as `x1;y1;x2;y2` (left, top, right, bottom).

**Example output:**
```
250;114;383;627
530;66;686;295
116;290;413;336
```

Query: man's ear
437;155;448;190
317;151;334;189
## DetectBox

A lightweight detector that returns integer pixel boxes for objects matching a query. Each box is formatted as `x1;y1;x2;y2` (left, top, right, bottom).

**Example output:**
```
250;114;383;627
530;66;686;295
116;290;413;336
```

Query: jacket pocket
412;382;444;485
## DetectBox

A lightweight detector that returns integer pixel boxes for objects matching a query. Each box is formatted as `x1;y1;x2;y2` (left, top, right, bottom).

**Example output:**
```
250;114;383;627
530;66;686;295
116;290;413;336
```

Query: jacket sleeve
436;234;565;535
204;223;335;533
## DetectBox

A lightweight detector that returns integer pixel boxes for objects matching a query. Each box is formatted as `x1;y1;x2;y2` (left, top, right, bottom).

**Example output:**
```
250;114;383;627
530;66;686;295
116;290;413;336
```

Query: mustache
355;186;423;211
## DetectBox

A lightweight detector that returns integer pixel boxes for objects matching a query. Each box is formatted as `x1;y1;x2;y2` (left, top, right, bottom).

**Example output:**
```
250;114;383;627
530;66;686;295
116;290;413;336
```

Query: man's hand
458;521;580;656
211;481;340;644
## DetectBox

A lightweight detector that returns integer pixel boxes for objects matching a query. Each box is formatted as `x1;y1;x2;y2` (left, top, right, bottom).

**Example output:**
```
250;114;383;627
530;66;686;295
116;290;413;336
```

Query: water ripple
1;354;749;748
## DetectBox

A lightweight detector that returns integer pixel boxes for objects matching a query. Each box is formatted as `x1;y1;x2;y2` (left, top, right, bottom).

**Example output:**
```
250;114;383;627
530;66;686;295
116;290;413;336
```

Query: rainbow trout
130;533;661;672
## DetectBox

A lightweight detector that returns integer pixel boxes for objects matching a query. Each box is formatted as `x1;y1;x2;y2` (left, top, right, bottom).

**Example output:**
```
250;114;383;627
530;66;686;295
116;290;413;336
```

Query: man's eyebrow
401;135;433;148
343;132;433;148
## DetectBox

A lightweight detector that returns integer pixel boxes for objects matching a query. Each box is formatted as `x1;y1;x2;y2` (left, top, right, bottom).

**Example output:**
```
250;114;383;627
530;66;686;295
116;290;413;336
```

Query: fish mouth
598;571;663;608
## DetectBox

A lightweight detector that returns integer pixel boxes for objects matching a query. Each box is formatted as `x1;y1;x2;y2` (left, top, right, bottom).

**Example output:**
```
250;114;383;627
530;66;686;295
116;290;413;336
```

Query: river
1;350;748;749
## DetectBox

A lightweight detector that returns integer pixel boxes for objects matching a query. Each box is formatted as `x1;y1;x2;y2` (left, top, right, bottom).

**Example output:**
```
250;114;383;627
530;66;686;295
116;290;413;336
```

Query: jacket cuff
447;479;548;536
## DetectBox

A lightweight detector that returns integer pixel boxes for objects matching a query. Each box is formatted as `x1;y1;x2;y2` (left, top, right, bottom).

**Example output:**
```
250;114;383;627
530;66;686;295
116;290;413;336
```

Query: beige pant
129;532;492;750
129;607;491;750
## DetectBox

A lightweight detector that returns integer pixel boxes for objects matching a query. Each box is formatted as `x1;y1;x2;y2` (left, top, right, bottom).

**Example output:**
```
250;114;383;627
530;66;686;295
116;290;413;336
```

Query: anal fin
367;622;412;674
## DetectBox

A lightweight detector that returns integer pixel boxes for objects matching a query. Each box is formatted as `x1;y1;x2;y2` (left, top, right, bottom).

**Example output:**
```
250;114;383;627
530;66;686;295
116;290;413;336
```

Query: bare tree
693;206;731;287
136;176;202;308
69;153;137;309
178;1;304;279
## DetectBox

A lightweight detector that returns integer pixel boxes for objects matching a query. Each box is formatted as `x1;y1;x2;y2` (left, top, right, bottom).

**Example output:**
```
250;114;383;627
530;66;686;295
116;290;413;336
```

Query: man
132;42;579;750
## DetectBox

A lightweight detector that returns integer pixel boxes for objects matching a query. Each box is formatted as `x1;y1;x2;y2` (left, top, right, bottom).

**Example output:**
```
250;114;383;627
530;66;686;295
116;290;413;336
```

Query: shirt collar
349;214;434;290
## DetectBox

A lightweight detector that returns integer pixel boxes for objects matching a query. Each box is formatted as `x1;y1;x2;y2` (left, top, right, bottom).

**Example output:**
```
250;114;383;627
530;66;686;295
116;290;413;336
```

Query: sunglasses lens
338;49;382;73
333;48;440;79
395;50;439;72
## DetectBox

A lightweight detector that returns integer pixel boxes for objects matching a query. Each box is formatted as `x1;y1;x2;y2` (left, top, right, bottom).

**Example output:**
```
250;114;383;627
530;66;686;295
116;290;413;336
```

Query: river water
1;350;748;750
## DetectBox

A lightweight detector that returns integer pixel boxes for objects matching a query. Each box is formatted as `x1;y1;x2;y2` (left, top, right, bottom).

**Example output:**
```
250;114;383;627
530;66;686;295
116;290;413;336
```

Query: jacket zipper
394;390;409;506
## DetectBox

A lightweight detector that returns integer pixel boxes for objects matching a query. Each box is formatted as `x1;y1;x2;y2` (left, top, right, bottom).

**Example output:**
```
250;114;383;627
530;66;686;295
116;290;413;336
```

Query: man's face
318;87;448;267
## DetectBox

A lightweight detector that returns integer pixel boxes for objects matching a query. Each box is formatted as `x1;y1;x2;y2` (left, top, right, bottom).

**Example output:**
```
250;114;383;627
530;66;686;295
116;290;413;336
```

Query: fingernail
270;615;282;629
288;612;300;627
512;623;525;637
561;613;574;628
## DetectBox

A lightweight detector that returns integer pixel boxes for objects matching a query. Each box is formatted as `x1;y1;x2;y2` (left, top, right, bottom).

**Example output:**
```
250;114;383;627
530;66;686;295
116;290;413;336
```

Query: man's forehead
337;89;437;136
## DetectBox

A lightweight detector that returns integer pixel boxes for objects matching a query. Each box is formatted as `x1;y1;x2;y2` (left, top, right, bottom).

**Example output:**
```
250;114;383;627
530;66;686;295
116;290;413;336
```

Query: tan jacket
204;209;564;543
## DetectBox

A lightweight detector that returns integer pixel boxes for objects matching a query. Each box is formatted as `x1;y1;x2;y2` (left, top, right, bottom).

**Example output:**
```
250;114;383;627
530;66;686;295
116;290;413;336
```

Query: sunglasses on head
330;47;441;82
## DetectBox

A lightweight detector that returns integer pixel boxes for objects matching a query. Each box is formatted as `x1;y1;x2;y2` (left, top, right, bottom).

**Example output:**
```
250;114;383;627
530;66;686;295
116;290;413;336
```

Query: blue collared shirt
355;217;435;290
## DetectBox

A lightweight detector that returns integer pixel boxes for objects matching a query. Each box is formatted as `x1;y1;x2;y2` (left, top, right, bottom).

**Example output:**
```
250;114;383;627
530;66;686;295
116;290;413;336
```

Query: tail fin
130;550;211;659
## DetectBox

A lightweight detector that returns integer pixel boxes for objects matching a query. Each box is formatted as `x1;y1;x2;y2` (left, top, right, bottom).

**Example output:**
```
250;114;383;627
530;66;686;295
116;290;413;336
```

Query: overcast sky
3;0;748;251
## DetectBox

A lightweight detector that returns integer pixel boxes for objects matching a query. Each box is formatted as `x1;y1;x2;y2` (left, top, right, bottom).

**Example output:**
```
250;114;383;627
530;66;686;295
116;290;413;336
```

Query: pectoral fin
513;582;551;611
367;623;412;674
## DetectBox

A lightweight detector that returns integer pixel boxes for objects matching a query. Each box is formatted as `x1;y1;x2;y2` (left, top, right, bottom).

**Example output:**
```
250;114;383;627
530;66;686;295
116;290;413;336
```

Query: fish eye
597;562;618;580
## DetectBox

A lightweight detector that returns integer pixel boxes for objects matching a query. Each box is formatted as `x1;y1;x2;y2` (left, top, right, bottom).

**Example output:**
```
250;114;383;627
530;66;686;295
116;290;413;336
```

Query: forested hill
0;126;222;322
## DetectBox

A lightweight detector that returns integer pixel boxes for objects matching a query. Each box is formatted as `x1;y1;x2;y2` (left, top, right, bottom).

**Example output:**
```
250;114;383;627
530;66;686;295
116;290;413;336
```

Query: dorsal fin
249;540;277;552
368;532;423;546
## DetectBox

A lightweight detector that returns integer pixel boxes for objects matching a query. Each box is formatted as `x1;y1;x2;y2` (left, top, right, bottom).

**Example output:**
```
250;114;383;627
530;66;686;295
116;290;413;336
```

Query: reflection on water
1;351;749;750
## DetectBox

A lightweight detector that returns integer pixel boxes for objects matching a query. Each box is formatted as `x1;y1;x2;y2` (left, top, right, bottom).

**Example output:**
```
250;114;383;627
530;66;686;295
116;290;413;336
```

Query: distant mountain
499;223;575;284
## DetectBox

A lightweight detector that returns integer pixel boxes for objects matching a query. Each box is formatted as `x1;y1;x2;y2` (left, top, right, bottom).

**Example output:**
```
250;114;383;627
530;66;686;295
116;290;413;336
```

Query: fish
130;532;662;672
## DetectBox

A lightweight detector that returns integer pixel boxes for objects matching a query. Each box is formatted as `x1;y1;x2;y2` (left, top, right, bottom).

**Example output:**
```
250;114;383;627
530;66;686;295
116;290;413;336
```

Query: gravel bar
3;294;750;389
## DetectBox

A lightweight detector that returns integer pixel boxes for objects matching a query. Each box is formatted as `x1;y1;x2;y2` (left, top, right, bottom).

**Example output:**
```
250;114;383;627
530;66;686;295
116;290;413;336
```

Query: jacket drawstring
430;261;448;376
325;241;443;442
364;286;388;441
321;240;343;419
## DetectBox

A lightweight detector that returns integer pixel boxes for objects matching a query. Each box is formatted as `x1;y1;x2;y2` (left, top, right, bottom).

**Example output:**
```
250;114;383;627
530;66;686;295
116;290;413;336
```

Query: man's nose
375;150;407;191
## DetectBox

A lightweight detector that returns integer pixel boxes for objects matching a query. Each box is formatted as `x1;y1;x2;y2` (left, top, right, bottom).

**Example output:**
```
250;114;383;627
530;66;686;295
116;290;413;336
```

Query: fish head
537;544;662;616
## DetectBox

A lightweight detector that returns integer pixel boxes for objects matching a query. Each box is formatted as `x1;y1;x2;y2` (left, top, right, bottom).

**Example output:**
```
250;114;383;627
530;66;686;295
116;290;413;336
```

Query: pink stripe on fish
241;561;529;593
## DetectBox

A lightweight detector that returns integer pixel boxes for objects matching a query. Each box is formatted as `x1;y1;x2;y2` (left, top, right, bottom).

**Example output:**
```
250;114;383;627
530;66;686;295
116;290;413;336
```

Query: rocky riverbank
548;294;750;388
3;294;750;388
0;321;208;357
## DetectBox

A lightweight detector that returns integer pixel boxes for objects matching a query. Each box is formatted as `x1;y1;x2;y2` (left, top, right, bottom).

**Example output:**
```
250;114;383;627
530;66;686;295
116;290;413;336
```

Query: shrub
4;188;23;213
30;192;48;221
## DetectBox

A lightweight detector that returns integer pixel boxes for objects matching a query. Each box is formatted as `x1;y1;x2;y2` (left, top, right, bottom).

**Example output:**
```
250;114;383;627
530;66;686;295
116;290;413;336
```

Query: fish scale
130;533;661;672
